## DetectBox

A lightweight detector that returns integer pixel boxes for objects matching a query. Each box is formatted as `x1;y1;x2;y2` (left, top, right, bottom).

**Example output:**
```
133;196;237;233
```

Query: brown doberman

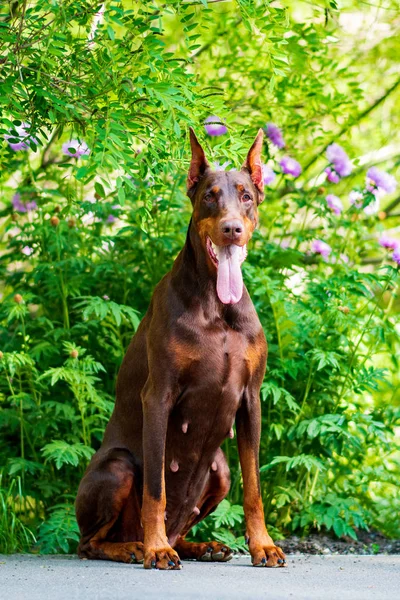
75;128;286;570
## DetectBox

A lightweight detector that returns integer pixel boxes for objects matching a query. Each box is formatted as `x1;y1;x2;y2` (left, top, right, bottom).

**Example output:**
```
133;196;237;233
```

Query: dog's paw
127;542;144;564
144;546;182;570
199;541;233;562
250;543;286;568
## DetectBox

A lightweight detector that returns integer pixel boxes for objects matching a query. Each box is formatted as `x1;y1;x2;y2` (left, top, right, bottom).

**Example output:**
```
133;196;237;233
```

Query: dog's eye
242;193;252;202
204;193;214;203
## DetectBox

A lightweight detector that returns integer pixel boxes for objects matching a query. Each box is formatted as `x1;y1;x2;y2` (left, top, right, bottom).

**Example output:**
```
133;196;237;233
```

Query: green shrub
0;1;399;552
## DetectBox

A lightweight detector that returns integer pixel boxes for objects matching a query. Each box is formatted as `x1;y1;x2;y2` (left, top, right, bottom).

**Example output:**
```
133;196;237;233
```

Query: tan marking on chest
169;337;201;371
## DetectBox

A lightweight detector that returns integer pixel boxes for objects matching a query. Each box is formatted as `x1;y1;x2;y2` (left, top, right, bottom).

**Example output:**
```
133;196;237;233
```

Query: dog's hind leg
75;447;144;563
173;448;233;562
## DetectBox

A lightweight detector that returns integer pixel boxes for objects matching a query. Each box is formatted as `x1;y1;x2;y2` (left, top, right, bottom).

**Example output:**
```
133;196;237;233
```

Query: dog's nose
220;219;244;240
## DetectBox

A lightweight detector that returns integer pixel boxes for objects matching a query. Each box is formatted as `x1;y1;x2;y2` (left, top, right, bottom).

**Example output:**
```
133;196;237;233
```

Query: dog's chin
205;236;247;305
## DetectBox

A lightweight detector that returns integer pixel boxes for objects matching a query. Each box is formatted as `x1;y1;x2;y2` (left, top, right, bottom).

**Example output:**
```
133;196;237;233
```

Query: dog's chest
170;324;253;430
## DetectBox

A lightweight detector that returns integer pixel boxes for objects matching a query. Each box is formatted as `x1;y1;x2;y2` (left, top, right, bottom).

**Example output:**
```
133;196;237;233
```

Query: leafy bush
0;0;399;553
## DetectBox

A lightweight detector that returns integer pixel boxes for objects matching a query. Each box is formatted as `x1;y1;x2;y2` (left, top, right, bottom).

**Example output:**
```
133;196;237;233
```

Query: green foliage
0;0;399;554
0;474;36;554
37;503;80;554
191;500;248;552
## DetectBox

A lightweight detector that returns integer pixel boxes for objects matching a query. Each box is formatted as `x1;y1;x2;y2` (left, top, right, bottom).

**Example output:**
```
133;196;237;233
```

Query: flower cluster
366;167;396;196
379;233;400;265
349;190;363;208
347;166;397;217
12;193;37;213
4;123;38;152
265;123;285;149
265;123;301;178
378;234;399;251
325;144;352;182
280;156;302;178
262;164;276;186
312;240;332;258
326;194;343;216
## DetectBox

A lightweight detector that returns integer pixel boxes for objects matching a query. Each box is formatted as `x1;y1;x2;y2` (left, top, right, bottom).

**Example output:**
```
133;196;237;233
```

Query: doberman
75;128;286;570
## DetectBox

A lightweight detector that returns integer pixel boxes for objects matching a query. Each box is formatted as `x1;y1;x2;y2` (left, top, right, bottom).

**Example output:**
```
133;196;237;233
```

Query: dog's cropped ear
187;128;209;196
242;129;264;204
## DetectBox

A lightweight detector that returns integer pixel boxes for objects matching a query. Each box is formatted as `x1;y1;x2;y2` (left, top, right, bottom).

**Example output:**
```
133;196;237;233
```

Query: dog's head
186;128;264;305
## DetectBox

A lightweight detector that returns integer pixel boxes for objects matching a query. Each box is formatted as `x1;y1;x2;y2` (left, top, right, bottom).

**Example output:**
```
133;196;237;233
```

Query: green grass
0;475;36;554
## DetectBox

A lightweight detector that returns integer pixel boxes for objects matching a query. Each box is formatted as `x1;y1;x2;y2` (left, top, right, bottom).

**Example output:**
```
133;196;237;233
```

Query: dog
75;128;286;570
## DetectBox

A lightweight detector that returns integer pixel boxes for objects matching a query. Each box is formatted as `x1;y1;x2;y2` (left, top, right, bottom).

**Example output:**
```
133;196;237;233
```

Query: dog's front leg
141;380;181;570
236;390;286;568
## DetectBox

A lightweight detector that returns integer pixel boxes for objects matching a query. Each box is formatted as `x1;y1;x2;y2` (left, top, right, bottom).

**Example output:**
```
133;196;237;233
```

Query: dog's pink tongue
216;245;243;305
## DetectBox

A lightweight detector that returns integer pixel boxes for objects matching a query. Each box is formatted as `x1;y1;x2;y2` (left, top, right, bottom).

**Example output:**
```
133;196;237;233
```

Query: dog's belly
163;365;245;539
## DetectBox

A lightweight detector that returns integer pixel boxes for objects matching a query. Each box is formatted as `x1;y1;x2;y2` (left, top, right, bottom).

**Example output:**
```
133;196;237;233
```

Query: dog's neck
170;219;251;326
171;218;215;293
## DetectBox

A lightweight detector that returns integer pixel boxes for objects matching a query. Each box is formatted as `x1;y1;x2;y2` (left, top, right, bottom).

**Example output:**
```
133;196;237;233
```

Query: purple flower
103;295;110;301
12;193;26;212
62;139;90;157
21;246;33;256
4;123;38;152
349;190;363;208
312;239;332;258
106;215;116;223
379;234;399;251
280;156;302;178
12;193;37;213
265;123;285;149
204;116;227;137
326;194;343;216
366;167;396;195
262;164;276;186
366;183;382;197
393;247;400;266
326;143;352;178
325;167;340;184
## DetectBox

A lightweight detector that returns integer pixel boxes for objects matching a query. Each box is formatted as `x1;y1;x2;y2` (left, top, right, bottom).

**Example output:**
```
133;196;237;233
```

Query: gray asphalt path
1;554;399;600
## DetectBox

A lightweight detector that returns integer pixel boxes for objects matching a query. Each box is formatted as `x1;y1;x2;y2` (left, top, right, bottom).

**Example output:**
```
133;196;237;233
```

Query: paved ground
1;554;399;600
